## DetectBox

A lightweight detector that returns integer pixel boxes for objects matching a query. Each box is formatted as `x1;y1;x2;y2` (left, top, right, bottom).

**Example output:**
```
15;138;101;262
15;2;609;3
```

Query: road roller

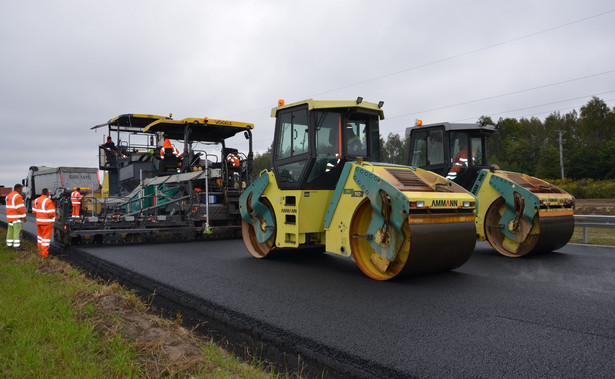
239;98;477;280
406;121;575;257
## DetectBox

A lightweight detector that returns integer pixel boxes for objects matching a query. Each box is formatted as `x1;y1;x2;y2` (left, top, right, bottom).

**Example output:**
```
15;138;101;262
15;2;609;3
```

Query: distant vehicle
0;186;12;205
22;166;101;212
406;121;574;257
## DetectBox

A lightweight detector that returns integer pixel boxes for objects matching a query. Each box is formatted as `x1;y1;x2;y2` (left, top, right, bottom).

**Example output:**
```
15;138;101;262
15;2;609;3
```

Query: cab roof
91;114;171;133
143;117;254;142
271;98;385;120
410;122;496;133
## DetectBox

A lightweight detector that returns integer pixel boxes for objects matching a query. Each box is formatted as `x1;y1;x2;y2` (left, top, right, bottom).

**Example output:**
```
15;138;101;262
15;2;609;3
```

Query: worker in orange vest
33;188;56;258
159;137;182;160
226;153;240;167
5;183;26;250
447;138;473;180
70;187;83;218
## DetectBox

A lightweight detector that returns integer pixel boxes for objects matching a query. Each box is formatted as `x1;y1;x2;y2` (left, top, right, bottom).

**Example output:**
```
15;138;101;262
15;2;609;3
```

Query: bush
547;178;615;199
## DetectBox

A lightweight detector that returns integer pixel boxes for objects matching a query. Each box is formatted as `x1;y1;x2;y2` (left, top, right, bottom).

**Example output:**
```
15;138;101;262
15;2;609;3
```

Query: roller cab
240;99;477;280
407;121;575;257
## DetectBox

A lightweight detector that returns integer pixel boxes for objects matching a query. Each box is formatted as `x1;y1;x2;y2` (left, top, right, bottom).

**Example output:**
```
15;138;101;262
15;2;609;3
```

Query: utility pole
554;130;565;179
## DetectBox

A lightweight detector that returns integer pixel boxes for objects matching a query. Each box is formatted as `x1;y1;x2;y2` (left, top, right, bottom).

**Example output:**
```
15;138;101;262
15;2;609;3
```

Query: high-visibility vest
160;145;181;159
226;154;240;167
6;191;26;223
71;190;83;205
33;195;56;225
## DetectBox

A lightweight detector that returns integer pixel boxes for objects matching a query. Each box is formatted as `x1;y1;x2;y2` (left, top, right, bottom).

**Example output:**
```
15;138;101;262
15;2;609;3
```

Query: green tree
477;97;613;180
380;133;408;165
488;117;535;173
566;97;615;179
578;96;613;147
251;144;273;179
477;115;495;125
534;145;561;179
597;137;615;179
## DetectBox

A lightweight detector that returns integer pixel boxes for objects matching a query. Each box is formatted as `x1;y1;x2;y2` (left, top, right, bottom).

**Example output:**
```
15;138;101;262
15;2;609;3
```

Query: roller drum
402;220;476;275
531;215;575;254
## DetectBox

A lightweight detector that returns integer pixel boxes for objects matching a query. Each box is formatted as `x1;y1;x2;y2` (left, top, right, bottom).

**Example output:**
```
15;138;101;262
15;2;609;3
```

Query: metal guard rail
574;215;615;244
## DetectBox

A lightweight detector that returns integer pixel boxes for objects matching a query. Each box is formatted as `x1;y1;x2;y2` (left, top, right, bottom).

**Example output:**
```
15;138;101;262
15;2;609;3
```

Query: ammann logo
431;199;458;207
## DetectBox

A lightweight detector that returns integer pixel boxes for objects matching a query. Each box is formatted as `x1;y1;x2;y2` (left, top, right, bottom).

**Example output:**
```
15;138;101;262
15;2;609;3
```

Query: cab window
345;121;367;156
276;109;309;159
450;132;470;166
471;136;484;166
274;107;310;187
306;111;341;183
410;129;444;167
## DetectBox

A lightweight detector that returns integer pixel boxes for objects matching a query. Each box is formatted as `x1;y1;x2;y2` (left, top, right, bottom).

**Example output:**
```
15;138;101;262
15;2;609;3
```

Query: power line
307;9;615;97
387;69;615;120
231;8;615;119
501;97;615;120
451;90;615;122
385;93;615;134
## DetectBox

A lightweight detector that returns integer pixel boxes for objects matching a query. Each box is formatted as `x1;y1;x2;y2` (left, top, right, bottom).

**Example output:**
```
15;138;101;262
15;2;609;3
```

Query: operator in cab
159;135;183;160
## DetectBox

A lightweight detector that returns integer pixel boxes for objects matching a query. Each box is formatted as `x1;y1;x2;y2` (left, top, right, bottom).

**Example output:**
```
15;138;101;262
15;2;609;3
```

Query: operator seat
161;148;181;172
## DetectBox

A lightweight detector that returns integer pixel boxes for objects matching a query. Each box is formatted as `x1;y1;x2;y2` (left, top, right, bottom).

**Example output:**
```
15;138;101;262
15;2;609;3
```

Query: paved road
5;210;615;378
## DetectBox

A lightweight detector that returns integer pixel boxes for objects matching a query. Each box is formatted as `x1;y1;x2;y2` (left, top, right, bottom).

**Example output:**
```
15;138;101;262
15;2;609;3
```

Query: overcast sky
1;0;614;187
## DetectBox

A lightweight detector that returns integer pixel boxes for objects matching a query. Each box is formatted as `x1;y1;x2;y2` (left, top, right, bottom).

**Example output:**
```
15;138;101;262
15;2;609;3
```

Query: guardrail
574;215;615;244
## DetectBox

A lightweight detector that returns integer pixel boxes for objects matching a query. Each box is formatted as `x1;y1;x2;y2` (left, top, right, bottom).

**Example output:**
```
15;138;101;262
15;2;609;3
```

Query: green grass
0;242;143;378
571;227;615;246
0;229;282;378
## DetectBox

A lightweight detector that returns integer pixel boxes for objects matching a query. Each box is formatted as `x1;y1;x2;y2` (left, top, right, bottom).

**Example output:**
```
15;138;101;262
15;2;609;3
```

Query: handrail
574;215;615;244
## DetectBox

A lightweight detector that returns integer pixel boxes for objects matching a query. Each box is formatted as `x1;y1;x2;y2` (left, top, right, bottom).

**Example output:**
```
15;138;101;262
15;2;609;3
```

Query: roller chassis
242;162;477;276
472;169;574;256
407;121;575;257
240;99;479;280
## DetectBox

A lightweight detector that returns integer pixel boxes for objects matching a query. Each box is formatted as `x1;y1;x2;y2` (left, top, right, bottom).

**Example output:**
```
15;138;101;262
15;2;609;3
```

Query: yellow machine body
472;169;574;257
241;101;479;280
407;121;575;258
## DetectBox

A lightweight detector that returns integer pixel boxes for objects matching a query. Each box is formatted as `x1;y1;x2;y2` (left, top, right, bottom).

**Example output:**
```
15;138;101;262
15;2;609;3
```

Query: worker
103;136;116;151
33;188;56;258
447;138;472;180
159;136;182;160
70;187;83;218
5;183;26;250
102;136;122;166
346;125;363;154
226;153;240;167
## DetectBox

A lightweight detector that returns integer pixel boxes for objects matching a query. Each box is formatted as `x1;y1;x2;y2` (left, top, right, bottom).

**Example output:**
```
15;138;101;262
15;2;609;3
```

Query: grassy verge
0;228;278;378
571;227;615;246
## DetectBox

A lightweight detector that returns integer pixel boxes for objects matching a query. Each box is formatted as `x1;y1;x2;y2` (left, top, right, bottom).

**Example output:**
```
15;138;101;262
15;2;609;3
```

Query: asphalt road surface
6;211;615;378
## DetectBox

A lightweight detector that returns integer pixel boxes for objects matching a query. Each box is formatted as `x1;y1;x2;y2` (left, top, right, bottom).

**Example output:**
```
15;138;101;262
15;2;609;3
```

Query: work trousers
6;221;23;248
36;224;53;258
72;204;81;218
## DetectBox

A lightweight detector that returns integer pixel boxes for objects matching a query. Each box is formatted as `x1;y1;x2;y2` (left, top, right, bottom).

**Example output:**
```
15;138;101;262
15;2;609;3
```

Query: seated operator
159;135;183;160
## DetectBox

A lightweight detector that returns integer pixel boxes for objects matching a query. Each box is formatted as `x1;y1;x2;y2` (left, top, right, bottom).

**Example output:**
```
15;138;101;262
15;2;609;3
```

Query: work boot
14;247;26;251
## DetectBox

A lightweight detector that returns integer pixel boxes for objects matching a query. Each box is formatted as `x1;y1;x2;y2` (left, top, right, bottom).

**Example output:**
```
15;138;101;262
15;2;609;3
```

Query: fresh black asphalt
7;211;615;378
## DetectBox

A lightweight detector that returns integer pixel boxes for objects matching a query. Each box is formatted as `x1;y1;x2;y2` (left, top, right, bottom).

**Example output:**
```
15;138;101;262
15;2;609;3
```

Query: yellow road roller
239;99;478;280
407;122;575;257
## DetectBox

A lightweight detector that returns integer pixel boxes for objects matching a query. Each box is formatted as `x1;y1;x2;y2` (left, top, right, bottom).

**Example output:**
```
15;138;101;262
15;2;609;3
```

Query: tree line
252;97;615;180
